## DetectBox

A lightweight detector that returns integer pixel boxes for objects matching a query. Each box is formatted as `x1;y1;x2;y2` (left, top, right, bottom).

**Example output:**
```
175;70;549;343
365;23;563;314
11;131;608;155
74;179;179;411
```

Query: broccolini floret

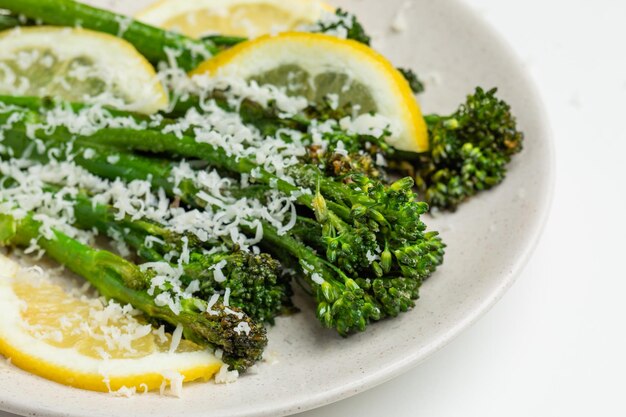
0;212;267;372
410;87;523;210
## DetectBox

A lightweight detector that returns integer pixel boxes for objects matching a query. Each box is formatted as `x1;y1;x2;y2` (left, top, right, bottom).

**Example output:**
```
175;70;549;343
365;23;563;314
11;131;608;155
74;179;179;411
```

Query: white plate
0;0;554;416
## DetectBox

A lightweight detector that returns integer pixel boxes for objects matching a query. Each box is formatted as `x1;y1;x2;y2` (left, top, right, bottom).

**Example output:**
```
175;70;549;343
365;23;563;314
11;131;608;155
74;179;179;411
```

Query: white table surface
2;0;625;416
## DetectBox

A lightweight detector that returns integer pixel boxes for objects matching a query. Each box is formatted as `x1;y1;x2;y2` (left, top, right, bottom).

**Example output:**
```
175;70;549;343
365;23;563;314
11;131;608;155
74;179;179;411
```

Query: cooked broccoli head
414;87;523;210
184;250;293;324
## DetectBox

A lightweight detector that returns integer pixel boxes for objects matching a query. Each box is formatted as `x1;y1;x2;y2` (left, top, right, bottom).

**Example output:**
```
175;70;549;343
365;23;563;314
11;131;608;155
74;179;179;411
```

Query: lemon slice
0;255;221;393
191;32;428;152
0;27;168;114
136;0;333;38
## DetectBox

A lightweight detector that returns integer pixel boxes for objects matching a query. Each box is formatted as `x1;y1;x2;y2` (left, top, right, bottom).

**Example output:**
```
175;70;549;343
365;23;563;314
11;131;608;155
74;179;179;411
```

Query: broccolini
407;87;524;210
0;98;444;335
0;212;267;372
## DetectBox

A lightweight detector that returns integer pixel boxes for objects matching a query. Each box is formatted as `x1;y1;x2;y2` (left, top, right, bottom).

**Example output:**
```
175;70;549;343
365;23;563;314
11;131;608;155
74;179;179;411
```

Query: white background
294;0;626;416
2;0;626;416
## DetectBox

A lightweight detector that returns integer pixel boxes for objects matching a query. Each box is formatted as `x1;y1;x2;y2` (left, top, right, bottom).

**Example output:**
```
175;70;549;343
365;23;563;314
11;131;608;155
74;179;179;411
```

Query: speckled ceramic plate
0;0;554;416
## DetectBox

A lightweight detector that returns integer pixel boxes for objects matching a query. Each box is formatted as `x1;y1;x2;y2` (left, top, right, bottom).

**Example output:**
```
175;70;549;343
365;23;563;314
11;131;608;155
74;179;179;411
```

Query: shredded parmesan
168;324;184;354
206;293;220;315
210;259;228;283
160;370;185;397
223;287;231;306
214;364;239;384
233;321;251;336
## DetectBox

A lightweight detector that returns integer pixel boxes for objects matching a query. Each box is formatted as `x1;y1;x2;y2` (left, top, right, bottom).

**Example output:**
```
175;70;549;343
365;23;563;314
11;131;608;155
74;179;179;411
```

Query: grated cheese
210;259;228;283
82;148;96;159
391;1;413;33
233;321;251;336
168;324;183;354
206;293;220;315
160;370;185;397
109;385;137;398
223;287;231;306
153;325;168;344
114;15;133;38
214;364;239;384
310;273;325;285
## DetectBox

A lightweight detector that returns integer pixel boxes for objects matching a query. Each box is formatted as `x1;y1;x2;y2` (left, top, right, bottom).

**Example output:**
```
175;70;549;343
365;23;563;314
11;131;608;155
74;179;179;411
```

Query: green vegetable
0;0;217;70
69;192;292;324
170;178;432;334
397;68;425;94
406;87;524;210
21;107;443;280
0;98;445;335
0;83;524;214
0;149;291;324
164;172;442;334
0;130;390;335
0;212;267;372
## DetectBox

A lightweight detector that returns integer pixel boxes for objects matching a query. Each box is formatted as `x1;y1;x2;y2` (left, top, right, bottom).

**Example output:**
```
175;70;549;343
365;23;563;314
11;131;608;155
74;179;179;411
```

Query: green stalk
0;98;446;333
0;212;267;370
3;110;439;277
0;132;381;334
0;94;309;136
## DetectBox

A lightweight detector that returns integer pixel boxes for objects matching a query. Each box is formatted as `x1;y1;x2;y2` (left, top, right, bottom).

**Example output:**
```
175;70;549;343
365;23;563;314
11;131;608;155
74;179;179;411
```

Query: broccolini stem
0;97;446;333
0;134;385;334
0;212;267;371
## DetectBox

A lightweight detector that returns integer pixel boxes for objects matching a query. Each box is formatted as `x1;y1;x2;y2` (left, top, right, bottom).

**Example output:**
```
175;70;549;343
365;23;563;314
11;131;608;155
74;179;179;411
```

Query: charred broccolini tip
403;87;523;210
0;212;267;372
301;126;391;180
